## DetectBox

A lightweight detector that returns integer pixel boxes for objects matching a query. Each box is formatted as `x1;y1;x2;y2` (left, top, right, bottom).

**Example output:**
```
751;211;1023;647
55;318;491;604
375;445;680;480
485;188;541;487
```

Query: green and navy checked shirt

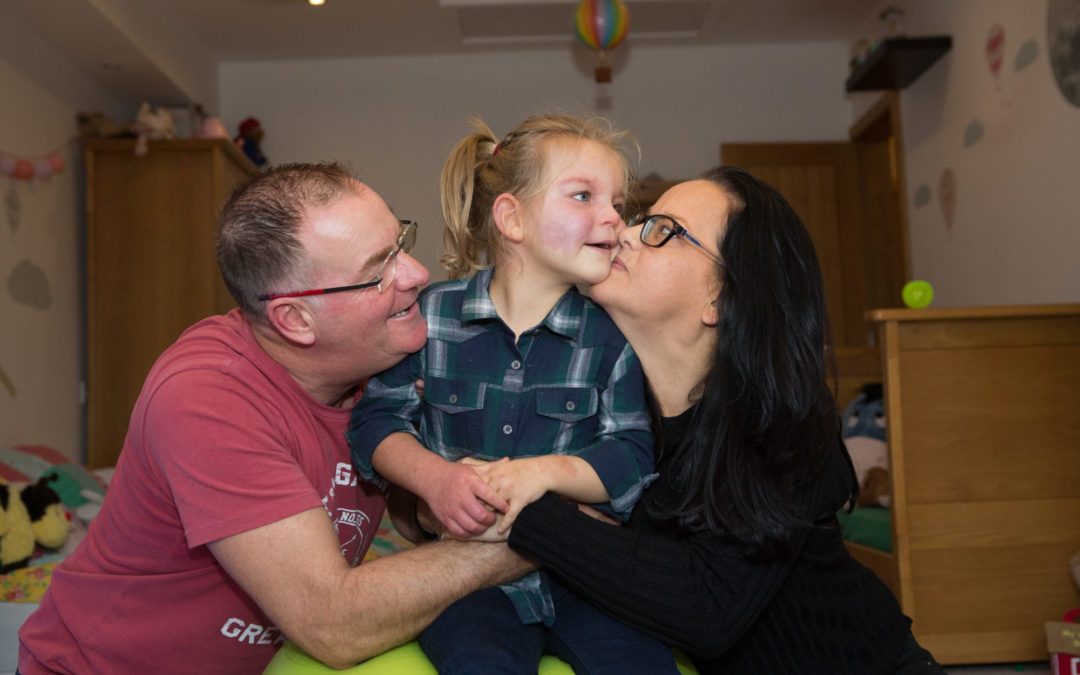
348;268;656;626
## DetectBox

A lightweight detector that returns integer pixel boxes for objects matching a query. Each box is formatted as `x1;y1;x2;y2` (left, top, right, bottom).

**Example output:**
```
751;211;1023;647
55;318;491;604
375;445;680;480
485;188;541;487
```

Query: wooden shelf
845;36;952;92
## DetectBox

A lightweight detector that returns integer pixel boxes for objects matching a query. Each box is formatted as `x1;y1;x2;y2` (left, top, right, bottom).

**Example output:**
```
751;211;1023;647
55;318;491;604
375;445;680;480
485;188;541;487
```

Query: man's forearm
324;541;534;667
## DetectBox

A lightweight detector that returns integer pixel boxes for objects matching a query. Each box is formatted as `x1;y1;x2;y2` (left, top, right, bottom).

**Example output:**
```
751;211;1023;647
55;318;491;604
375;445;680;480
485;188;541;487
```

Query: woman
503;167;944;673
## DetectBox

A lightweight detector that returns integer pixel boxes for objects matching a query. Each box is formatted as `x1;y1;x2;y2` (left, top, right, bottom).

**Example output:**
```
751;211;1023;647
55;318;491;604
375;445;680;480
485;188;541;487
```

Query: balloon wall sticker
7;258;52;310
963;119;985;148
986;23;1006;90
0;364;14;398
913;184;932;208
575;0;630;83
1015;39;1040;72
939;169;957;239
4;182;20;235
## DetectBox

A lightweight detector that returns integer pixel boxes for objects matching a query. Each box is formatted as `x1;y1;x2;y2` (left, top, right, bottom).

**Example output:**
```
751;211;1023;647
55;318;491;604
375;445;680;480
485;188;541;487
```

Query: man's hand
426;460;509;539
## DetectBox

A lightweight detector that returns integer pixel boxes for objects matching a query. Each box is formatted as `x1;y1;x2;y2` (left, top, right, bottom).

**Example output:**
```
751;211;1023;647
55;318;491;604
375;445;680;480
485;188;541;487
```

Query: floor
944;663;1050;674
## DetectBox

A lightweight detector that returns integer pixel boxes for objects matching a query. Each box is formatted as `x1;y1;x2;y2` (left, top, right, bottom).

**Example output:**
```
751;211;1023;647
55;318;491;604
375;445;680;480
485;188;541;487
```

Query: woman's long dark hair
645;166;851;559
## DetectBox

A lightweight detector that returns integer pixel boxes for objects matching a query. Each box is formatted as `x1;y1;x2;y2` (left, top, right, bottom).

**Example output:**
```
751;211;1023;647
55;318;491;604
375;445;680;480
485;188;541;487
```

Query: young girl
347;115;677;674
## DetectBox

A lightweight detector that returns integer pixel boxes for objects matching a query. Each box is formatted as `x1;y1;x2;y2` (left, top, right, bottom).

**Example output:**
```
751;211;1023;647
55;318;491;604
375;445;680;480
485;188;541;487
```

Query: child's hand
427;461;509;539
473;457;552;534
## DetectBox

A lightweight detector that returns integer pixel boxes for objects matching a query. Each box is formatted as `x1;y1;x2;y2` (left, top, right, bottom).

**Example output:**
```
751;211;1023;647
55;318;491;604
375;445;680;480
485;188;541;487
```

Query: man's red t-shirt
20;311;384;674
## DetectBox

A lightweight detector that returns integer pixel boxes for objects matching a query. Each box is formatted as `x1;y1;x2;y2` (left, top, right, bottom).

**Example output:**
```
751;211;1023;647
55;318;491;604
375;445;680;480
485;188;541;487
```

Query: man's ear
492;193;525;243
265;298;318;346
701;296;719;327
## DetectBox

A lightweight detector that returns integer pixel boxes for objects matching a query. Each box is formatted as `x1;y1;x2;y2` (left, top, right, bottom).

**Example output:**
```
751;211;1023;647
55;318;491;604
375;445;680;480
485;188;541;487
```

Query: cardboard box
1048;609;1080;675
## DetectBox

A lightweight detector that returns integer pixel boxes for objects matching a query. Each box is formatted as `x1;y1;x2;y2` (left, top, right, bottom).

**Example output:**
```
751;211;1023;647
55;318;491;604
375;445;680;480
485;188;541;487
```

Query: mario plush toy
234;117;268;169
0;475;70;573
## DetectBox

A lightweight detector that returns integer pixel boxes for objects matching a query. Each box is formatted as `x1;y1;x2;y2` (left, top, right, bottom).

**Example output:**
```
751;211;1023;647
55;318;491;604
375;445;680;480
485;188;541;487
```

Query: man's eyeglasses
627;213;721;264
257;220;417;301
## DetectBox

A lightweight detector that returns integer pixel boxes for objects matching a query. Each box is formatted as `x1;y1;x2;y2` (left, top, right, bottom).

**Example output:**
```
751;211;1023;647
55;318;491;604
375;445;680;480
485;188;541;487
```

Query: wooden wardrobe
84;139;256;469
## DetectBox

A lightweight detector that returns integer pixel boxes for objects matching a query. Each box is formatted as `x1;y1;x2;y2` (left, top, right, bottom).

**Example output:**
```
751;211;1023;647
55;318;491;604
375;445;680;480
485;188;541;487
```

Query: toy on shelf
234;117;268;168
131;102;176;157
76;112;131;140
902;279;934;308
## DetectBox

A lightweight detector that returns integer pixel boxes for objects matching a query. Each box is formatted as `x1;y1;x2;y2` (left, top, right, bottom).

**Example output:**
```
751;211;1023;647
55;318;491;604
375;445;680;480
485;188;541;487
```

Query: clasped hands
420;456;542;543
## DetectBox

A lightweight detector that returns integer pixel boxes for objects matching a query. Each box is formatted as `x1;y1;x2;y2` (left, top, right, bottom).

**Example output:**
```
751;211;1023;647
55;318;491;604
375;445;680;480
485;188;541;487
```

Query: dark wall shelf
845;36;952;92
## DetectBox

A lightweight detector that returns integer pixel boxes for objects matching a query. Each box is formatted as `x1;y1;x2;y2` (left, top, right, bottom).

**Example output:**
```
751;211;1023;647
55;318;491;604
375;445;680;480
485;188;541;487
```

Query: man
19;163;529;674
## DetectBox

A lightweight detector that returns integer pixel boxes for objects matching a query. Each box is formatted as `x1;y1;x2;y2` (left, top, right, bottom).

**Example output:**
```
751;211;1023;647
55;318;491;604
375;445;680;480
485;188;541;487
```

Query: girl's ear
493;193;526;243
265;298;318;346
701;296;719;327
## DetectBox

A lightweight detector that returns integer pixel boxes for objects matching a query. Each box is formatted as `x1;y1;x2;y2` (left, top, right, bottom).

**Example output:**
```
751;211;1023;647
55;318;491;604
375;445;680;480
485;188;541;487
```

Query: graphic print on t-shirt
324;460;371;565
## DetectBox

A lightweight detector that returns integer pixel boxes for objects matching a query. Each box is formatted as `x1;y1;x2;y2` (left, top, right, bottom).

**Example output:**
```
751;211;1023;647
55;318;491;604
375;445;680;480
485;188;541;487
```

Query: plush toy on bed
841;383;890;508
0;475;71;574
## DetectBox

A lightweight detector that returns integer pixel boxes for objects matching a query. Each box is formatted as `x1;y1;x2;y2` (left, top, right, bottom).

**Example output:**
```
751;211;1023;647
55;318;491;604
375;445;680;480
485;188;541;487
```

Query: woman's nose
617;220;640;248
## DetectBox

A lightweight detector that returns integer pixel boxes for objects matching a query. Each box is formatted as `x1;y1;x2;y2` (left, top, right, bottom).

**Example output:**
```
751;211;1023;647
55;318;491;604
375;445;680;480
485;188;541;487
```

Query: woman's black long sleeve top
508;407;911;674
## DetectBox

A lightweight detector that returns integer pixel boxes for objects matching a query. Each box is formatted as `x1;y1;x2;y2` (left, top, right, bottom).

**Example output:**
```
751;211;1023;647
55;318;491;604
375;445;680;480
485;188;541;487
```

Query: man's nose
396;252;430;289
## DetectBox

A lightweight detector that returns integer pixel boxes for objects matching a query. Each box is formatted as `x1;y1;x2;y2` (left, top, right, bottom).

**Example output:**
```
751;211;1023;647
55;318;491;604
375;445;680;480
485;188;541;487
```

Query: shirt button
449;394;458;404
510;360;521;370
502;424;513;435
565;401;576;411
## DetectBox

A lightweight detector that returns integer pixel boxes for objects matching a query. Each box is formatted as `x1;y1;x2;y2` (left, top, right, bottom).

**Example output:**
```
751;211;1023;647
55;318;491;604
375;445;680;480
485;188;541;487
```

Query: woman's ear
701;297;719;327
265;298;318;346
493;193;525;243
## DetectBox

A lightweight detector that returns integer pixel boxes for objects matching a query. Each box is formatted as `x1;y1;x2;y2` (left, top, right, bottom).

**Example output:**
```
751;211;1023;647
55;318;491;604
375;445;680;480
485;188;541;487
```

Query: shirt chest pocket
426;377;485;414
535;387;598;424
422;377;486;457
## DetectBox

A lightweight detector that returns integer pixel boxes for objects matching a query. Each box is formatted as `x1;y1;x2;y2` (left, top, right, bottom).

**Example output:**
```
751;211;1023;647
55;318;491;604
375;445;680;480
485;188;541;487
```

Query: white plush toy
131;102;176;157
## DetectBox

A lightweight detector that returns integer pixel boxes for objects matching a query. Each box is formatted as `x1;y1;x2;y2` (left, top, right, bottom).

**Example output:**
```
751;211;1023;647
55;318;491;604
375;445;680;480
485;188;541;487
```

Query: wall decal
939;169;957;239
963;119;985;148
4;182;19;235
0;148;65;182
7;258;52;310
0;364;14;398
913;184;932;208
1015;39;1040;71
1048;0;1080;106
986;23;1006;90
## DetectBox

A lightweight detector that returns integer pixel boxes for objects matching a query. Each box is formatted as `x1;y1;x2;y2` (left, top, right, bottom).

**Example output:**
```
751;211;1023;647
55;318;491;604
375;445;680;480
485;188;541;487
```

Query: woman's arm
508;493;803;658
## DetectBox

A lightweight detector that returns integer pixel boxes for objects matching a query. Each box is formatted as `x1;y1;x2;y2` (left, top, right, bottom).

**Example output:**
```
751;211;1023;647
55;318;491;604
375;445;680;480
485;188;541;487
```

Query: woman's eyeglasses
257;220;417;301
627;213;721;263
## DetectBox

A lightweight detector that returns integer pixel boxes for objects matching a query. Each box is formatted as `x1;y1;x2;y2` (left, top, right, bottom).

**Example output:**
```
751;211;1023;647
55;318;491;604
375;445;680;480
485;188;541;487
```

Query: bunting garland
0;141;68;181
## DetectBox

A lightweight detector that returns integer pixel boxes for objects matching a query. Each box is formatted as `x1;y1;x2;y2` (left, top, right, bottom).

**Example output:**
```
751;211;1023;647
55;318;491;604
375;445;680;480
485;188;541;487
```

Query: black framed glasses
257;220;417;301
627;213;721;263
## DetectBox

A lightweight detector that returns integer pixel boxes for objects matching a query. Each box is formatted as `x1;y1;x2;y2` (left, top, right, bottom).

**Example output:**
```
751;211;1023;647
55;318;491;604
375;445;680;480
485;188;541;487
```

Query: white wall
877;0;1080;306
0;3;124;459
221;41;852;279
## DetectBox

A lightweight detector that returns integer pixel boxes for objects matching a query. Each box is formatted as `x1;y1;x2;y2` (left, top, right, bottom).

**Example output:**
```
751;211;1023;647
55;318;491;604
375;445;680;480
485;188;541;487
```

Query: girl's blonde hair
439;114;635;279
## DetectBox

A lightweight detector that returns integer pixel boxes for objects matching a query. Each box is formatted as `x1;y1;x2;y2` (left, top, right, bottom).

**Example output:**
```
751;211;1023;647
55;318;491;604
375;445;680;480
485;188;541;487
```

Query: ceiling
4;0;880;106
168;0;877;60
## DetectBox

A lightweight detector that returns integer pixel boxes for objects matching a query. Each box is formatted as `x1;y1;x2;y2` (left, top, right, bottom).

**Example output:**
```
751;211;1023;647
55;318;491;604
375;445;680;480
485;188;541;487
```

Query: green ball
902;280;934;309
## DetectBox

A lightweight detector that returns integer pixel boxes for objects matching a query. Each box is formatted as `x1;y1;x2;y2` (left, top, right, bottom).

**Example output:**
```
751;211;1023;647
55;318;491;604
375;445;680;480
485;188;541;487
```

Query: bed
835;304;1080;665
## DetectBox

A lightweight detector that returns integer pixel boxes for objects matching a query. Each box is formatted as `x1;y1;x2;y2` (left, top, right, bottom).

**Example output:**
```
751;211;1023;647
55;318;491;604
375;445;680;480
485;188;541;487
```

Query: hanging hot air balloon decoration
575;0;630;83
